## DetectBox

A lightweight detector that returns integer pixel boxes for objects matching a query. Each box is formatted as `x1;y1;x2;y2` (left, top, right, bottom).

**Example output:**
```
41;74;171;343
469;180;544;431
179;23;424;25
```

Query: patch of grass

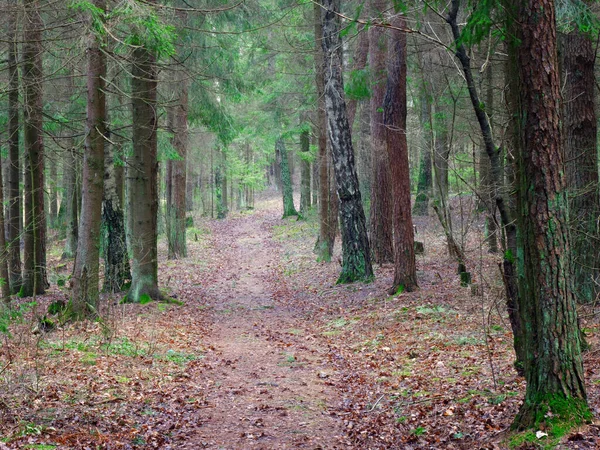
102;337;147;358
24;445;57;450
411;426;426;436
453;335;483;346
416;305;454;316
160;349;198;366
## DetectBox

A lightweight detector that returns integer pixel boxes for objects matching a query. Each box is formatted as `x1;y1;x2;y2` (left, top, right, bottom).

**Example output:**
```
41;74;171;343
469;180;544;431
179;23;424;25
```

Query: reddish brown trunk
384;16;417;294
513;0;588;428
368;17;393;264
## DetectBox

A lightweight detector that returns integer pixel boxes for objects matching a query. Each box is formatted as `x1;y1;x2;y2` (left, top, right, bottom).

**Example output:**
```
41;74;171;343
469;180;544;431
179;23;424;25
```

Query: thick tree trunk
512;0;589;429
322;0;373;283
7;4;21;293
276;139;298;218
384;15;417;294
72;0;107;317
127;45;161;303
560;31;599;304
168;77;188;259
299;129;311;214
368;21;393;264
22;0;47;297
314;1;334;261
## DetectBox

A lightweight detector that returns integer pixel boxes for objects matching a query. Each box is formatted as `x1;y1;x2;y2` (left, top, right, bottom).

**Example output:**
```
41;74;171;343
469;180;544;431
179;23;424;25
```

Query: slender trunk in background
276;139;298;218
221;150;228;217
62;146;78;260
322;0;373;283
72;0;107;317
512;0;589;429
127;43;161;303
22;0;47;297
311;134;319;206
433;111;450;205
300;129;311;214
48;157;58;228
368;13;393;264
413;93;433;216
480;65;498;253
447;0;523;371
7;3;21;293
560;30;599;304
384;15;417;294
314;1;333;261
346;24;369;128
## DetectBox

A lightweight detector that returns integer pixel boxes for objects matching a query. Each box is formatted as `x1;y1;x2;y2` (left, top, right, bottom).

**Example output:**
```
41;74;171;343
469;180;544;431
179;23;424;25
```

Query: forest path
188;200;343;449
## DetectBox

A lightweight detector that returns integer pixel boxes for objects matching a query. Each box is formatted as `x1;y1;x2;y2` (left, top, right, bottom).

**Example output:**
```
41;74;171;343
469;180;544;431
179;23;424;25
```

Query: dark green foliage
345;67;371;100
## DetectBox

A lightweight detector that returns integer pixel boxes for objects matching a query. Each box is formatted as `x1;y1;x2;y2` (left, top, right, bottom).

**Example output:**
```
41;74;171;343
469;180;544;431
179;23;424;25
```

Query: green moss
139;294;152;305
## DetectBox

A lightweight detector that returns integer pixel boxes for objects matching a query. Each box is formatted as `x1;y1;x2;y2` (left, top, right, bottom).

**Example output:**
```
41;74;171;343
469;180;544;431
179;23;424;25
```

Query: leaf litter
0;192;599;449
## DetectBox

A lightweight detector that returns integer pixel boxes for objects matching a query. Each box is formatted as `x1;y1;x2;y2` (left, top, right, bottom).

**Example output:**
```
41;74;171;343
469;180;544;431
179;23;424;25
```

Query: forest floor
1;191;600;449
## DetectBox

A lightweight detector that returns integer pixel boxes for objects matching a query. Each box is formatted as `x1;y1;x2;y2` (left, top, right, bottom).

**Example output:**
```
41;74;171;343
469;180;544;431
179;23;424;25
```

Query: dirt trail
188;205;343;449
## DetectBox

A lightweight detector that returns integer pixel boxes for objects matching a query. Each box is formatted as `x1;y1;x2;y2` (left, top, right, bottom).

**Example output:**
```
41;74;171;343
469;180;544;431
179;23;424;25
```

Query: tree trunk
127;44;161;303
22;0;47;297
346;24;369;128
413;94;433;216
480;65;498;253
72;0;107;317
368;20;394;264
7;3;21;293
168;75;188;259
62;146;78;260
560;30;599;304
314;1;334;261
103;139;131;293
446;0;523;371
299;129;311;214
512;0;589;429
322;0;373;284
384;15;417;294
276;139;298;218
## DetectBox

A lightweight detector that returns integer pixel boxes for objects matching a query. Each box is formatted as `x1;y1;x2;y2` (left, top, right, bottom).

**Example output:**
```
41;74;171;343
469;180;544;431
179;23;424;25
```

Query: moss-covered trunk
127;45;161;303
321;0;372;284
512;0;589;429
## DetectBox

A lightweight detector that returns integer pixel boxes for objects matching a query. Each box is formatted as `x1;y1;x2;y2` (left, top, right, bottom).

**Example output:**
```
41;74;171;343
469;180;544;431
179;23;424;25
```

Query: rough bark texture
103;136;130;293
22;0;47;297
368;21;394;264
299;129;311;215
276;139;298;218
72;0;107;317
322;0;373;283
512;0;589;429
127;45;161;303
168;77;188;259
314;1;334;261
560;31;599;304
384;16;418;295
7;4;21;293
